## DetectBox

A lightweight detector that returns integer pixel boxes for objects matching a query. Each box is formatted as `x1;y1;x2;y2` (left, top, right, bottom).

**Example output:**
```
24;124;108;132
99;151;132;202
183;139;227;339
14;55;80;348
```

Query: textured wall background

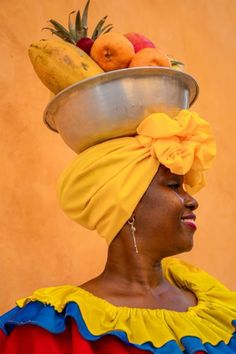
0;0;235;313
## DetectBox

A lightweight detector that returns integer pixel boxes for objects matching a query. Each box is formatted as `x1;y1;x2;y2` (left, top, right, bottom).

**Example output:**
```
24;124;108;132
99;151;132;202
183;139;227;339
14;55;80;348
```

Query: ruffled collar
16;258;236;350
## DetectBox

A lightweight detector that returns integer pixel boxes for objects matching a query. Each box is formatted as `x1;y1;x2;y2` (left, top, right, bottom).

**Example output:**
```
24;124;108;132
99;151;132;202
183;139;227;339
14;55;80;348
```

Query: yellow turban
58;110;216;244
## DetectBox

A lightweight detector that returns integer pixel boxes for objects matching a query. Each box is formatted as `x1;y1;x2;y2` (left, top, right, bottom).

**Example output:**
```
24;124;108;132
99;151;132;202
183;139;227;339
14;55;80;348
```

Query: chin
171;239;194;256
180;231;195;251
179;240;194;253
162;242;193;258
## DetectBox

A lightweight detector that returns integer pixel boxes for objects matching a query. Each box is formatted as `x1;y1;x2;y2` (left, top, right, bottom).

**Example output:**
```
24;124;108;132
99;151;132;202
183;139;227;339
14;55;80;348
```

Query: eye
167;182;181;190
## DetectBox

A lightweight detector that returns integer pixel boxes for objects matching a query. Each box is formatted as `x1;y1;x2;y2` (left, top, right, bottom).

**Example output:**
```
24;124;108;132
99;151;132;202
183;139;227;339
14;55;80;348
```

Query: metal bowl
43;67;199;153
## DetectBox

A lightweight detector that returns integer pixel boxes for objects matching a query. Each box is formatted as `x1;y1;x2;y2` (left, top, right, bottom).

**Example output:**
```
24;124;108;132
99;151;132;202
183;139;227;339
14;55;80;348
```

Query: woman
0;110;236;354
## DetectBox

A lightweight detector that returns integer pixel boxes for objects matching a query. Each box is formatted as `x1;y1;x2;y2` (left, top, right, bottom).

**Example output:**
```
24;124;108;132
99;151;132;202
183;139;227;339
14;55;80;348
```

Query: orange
90;32;135;71
129;48;171;68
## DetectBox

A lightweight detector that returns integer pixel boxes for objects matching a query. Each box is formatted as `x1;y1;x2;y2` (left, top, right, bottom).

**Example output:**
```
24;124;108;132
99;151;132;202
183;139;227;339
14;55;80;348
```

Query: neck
101;237;168;293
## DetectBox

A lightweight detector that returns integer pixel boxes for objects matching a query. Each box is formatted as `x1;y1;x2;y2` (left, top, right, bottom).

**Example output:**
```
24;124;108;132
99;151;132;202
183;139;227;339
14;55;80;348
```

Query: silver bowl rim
43;66;199;133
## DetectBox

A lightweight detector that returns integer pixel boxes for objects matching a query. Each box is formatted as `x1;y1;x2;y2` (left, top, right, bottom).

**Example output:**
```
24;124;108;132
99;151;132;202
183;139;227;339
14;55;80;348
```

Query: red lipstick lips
181;214;197;231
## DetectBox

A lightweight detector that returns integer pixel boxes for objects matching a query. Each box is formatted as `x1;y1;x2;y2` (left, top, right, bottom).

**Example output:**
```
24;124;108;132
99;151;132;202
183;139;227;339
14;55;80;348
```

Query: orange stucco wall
0;0;235;313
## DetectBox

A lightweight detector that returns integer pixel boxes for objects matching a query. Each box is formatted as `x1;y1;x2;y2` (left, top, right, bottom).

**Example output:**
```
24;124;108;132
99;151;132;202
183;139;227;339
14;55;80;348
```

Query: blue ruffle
1;301;236;354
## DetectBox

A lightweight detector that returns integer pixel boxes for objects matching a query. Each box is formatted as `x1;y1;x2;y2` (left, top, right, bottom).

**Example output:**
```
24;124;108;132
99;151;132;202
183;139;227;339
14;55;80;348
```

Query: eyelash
168;182;181;190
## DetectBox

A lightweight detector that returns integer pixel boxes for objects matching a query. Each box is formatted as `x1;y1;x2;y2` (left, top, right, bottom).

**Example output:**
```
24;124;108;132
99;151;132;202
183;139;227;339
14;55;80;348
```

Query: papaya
28;39;104;94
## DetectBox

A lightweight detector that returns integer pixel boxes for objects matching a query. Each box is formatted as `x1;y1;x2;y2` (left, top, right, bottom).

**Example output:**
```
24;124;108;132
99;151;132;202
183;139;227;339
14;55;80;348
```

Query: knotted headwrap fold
58;110;216;244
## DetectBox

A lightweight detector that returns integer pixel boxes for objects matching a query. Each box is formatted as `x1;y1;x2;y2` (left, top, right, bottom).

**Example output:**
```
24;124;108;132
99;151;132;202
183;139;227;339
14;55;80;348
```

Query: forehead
137;165;182;207
156;165;180;180
149;165;184;189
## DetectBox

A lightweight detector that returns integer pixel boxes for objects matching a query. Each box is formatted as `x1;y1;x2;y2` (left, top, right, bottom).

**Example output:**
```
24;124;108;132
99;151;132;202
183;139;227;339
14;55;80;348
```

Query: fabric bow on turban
58;110;216;244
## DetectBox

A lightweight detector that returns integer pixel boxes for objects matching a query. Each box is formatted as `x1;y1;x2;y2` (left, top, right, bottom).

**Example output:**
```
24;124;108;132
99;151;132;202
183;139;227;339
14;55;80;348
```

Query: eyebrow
163;169;179;178
158;166;183;181
163;171;183;181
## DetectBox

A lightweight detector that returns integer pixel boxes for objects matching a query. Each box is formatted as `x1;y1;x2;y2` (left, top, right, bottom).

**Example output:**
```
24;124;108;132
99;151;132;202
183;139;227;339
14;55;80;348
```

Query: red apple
124;32;156;53
76;37;94;55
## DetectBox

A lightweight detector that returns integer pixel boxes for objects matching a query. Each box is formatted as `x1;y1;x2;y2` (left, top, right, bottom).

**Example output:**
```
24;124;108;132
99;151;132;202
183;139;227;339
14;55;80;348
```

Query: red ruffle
0;318;207;354
0;318;151;353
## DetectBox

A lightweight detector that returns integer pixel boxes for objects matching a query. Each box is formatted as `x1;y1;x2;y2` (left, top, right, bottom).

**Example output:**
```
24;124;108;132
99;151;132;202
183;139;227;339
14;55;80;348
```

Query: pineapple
42;0;113;55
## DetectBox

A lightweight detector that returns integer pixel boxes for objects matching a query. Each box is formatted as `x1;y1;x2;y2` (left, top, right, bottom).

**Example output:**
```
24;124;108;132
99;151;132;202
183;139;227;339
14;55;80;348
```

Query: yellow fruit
28;39;104;94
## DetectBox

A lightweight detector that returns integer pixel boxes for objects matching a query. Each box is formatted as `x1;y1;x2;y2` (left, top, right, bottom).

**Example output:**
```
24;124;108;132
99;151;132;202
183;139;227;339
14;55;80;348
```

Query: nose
184;192;199;211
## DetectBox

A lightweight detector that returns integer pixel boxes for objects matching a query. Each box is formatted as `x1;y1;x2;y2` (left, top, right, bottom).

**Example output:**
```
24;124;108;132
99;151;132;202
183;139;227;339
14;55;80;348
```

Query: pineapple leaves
75;10;82;41
91;16;106;40
68;11;76;42
42;26;74;44
91;16;111;40
97;23;113;38
81;0;90;37
170;59;184;65
91;15;113;40
49;19;69;35
47;19;76;43
43;0;113;45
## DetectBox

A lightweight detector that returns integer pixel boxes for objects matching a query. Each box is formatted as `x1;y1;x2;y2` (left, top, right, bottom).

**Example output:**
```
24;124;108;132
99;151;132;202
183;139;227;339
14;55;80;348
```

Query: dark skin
80;165;199;312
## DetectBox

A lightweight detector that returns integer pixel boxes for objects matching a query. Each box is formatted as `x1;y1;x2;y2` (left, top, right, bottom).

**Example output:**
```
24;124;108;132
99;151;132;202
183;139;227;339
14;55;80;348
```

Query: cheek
157;196;183;224
172;190;185;205
137;189;183;225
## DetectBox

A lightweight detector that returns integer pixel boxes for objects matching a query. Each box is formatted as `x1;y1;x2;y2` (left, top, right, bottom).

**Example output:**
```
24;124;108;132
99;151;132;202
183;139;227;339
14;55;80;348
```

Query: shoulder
162;257;231;292
0;283;107;340
0;309;102;354
0;285;81;337
0;285;95;353
16;284;80;312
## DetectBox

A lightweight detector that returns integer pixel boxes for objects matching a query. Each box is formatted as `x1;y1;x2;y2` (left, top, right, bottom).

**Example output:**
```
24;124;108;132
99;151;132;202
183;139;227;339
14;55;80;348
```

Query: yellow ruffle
17;258;236;350
58;110;216;244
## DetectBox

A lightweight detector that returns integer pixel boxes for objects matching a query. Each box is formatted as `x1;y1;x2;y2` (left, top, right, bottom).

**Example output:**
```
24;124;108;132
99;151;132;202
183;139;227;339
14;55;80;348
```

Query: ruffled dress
1;258;236;353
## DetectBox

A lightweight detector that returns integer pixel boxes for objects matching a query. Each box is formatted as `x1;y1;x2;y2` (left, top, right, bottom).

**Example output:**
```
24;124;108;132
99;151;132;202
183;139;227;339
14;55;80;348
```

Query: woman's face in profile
134;165;199;257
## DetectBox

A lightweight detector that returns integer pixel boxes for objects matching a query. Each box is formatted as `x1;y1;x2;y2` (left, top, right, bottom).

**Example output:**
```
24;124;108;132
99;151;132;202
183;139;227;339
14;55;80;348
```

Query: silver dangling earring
128;216;139;254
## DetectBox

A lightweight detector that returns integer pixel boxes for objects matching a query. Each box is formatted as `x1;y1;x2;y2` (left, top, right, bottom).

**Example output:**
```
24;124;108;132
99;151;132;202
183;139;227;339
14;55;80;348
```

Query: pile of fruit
28;0;184;94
